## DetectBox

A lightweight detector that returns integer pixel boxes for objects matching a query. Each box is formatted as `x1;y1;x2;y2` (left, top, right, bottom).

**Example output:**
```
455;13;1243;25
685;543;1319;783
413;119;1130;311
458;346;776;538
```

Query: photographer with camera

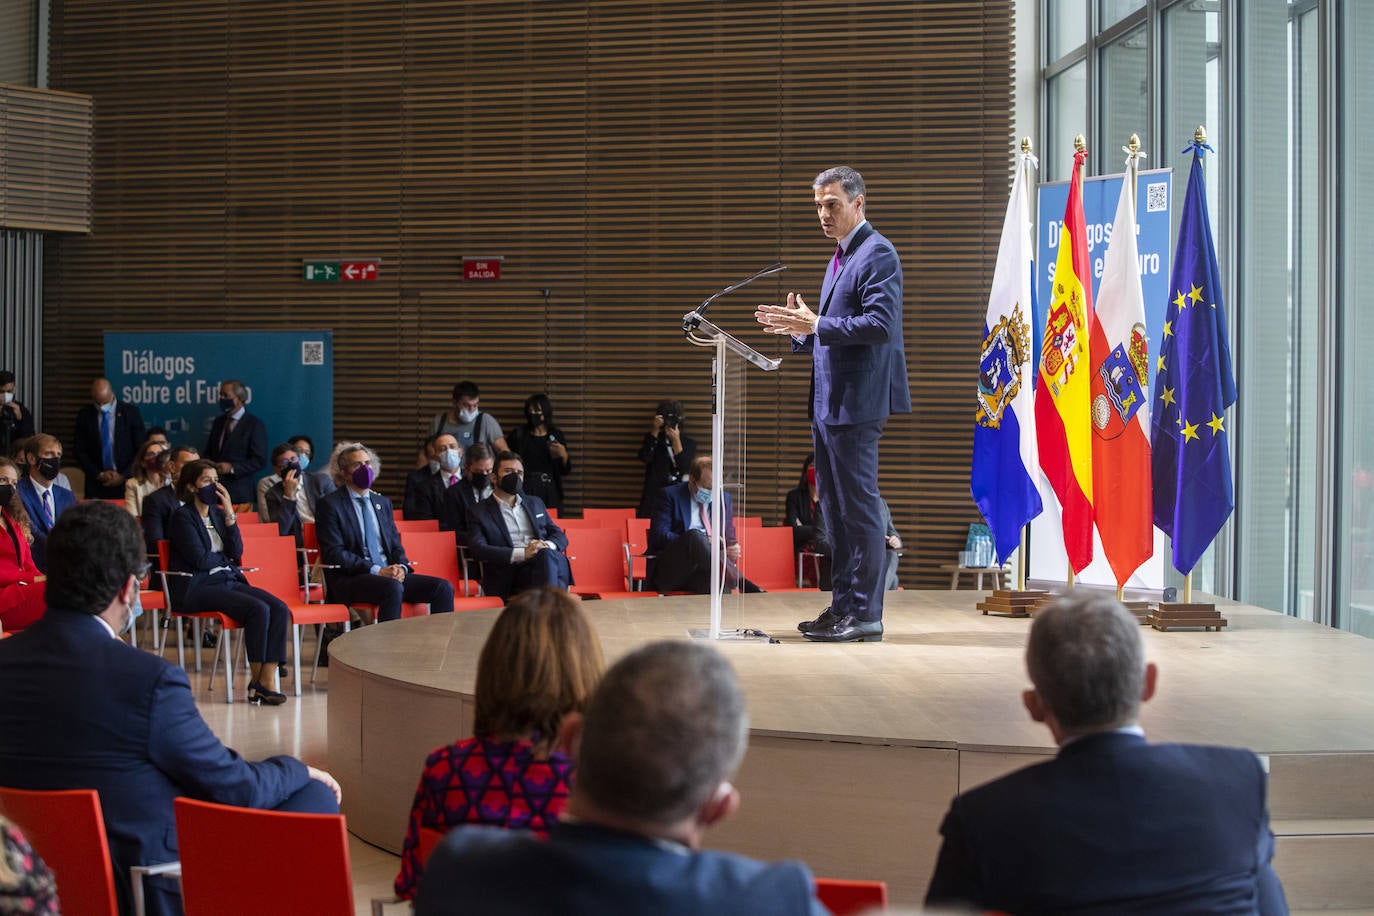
636;399;697;518
507;393;572;511
0;372;35;457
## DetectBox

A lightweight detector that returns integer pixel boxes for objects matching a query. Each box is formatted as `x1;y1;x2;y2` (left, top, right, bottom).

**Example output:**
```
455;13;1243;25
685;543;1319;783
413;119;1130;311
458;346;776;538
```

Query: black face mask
218;397;236;414
37;457;61;482
469;471;489;489
0;483;14;506
280;460;301;477
498;472;522;496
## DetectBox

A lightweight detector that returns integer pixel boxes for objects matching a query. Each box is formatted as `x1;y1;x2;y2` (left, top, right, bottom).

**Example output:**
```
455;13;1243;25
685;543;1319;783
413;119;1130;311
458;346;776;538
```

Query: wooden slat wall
0;83;93;233
43;0;1013;587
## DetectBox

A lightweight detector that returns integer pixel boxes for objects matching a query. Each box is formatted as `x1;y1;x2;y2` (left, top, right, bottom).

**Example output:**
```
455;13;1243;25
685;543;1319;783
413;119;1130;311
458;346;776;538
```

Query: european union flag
1150;143;1237;575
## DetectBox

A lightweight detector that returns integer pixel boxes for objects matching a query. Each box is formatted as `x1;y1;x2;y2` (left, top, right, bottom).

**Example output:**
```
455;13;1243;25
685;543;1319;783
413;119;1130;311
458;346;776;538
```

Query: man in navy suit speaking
925;593;1288;915
756;166;910;642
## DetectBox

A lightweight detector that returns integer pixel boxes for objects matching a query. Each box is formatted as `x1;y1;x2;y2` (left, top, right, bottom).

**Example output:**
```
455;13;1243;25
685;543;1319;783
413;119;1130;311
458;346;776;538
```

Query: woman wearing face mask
784;453;831;590
167;460;291;705
0;457;45;633
124;439;169;517
507;394;572;511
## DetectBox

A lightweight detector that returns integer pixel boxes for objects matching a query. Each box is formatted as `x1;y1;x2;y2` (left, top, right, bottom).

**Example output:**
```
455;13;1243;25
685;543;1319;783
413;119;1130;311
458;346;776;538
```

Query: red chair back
552;517;606;530
240;535;304;600
397;529;462;585
738;526;813;591
0;786;119;916
581;506;636;527
174;797;355;915
395;518;441;533
235;522;281;536
566;526;633;595
815;877;888;915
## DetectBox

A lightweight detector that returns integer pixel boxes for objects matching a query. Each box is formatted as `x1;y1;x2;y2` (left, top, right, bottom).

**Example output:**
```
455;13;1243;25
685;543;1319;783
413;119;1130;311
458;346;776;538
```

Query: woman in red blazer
0;457;45;633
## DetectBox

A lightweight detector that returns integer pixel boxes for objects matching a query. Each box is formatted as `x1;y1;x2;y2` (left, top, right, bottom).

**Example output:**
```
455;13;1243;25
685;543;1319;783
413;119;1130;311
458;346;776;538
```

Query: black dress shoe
248;681;287;706
797;606;840;634
802;614;883;643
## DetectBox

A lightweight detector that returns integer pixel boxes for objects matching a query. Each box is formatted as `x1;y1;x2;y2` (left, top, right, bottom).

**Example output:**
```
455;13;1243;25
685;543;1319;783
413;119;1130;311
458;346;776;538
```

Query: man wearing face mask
16;435;77;571
203;379;268;507
261;443;336;545
647;456;759;595
315;442;455;622
0;501;342;916
430;381;509;454
73;377;147;500
404;434;463;523
466;452;571;601
0;371;35;456
142;445;199;555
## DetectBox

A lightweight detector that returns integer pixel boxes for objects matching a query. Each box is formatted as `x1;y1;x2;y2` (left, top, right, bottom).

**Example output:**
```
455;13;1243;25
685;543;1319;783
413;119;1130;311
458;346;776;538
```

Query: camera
662;410;679;430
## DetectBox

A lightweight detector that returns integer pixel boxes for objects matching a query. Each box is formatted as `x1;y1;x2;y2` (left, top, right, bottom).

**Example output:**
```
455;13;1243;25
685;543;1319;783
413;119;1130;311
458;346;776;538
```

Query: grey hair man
926;593;1288;915
416;641;829;916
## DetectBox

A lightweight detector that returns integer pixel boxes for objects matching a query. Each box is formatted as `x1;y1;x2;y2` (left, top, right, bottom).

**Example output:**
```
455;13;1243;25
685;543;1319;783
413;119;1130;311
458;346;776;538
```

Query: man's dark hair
287;434;315;453
452;380;480;401
146;425;167;439
45;502;146;616
494;451;522;472
813;165;866;201
464;442;493;468
168;444;199;464
576;641;747;826
270;443;297;465
0;371;14;387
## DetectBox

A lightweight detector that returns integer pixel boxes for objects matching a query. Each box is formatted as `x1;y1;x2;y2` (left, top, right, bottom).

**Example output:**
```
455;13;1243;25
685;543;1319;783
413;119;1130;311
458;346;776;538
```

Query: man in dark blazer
925;593;1288;915
416;641;828;916
73;377;147;499
17;434;77;570
466;451;570;600
440;442;493;536
647;455;753;594
403;433;461;522
203;378;267;506
141;445;197;555
315;442;454;622
0;502;340;916
261;442;335;545
756;166;909;643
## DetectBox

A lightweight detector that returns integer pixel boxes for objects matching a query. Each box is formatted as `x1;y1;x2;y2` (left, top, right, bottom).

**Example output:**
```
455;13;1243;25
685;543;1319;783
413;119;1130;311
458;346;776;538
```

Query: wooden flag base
1121;600;1151;625
978;589;1050;618
1147;602;1228;632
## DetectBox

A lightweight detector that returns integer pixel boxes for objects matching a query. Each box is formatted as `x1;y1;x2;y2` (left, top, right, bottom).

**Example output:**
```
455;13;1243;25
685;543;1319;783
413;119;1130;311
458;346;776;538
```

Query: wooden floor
181;589;1374;913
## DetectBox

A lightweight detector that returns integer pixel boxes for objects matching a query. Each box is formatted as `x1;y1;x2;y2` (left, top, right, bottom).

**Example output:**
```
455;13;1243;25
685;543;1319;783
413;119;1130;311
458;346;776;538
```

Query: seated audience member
925;593;1288;915
16;435;76;570
637;399;697;518
431;380;508;453
167;460;291;706
0;370;36;456
416;640;828;916
404;433;462;521
286;434;324;480
0;816;59;914
441;442;493;537
648;456;757;595
785;453;831;590
204;379;268;506
395;588;604;900
0;457;45;632
315;442;455;622
0;501;340;916
261;442;335;544
141;445;197;555
506;393;572;511
467;452;571;600
124;438;170;516
73;377;146;500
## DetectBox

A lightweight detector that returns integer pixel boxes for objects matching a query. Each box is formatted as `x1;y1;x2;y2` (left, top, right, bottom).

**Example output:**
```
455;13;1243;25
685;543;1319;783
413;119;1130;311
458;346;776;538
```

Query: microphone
695;263;788;316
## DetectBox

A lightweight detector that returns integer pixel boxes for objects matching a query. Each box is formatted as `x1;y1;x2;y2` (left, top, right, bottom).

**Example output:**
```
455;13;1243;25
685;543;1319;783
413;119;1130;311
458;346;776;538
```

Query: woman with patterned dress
394;587;604;900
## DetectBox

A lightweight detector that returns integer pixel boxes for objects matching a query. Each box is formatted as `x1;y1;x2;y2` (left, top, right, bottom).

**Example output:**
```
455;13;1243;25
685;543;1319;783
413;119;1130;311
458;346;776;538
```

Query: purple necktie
830;244;843;275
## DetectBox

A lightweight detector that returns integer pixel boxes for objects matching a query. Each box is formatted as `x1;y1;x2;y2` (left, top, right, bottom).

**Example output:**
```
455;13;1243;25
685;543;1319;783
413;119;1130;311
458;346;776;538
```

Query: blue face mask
297;453;310;471
693;486;712;506
120;590;144;636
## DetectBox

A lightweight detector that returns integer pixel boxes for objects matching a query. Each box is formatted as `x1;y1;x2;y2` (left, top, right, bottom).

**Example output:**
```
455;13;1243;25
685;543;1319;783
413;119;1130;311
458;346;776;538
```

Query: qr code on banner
301;341;324;366
1146;182;1168;213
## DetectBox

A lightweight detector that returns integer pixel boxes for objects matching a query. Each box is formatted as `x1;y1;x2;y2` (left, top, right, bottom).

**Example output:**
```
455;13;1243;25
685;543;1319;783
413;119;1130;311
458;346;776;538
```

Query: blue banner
103;331;333;488
1037;167;1172;397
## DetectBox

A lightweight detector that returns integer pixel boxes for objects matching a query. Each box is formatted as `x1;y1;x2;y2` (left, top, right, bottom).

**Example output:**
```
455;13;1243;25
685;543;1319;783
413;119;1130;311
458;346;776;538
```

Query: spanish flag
1034;148;1094;574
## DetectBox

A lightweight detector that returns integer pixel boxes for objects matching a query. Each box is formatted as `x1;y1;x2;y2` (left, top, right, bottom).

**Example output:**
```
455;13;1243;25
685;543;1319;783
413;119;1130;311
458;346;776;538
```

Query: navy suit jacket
466;494;566;597
793;222;911;425
73;400;146;496
925;732;1288;915
0;609;313;915
17;477;76;570
415;821;828;916
647;481;737;552
315;486;411;593
403;466;450;522
440;479;487;542
167;503;246;604
203;410;268;504
141;485;182;555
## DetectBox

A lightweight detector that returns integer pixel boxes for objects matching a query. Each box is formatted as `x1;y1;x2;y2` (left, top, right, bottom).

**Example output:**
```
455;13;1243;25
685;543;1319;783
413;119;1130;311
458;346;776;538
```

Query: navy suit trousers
813;418;887;621
331;572;454;622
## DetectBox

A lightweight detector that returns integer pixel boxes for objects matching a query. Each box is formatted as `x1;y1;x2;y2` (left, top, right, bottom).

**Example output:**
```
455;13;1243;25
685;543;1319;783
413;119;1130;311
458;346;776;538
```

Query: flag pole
1120;130;1142;611
1066;131;1086;596
1016;134;1035;595
1181;123;1204;610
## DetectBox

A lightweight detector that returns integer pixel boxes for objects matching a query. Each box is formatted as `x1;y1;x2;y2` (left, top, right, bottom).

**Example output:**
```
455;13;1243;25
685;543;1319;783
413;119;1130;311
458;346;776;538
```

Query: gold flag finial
1073;133;1086;152
1128;133;1141;153
1020;136;1033;154
1194;125;1207;145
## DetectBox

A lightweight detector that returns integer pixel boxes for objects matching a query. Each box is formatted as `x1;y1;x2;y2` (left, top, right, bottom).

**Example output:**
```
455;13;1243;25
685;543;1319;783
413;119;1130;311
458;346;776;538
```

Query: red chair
737;516;763;527
625;517;653;591
566;527;659;600
398;529;483;611
737;526;819;593
394;518;441;533
174;797;354;915
815;877;888;914
0;786;119;916
235;522;282;537
241;534;352;695
581;506;636;528
553;516;607;530
545;506;558;519
155;541;249;702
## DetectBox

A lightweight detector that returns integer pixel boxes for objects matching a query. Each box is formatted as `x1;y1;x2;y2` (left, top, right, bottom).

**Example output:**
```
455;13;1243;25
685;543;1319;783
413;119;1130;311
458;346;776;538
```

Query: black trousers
330;572;454;622
182;578;288;664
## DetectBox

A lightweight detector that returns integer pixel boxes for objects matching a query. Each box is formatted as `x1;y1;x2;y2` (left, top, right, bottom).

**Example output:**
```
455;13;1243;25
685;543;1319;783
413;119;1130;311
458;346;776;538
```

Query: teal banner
104;330;334;487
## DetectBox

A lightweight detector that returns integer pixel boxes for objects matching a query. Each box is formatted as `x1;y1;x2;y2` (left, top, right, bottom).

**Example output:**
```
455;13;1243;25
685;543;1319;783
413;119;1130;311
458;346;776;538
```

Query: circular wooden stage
327;591;1374;907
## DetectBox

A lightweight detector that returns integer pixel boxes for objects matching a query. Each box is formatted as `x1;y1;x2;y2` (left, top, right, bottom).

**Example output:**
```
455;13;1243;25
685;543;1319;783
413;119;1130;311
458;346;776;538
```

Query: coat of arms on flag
976;304;1031;429
1091;323;1148;439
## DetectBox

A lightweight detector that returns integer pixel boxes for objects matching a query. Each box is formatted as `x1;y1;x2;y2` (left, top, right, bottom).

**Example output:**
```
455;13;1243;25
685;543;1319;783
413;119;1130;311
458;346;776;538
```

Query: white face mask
1;392;13;404
457;408;478;424
438;448;462;472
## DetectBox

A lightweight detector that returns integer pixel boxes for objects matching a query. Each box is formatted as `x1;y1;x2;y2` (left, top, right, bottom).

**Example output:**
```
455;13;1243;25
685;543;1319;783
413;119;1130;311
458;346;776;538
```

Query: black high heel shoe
248;681;287;706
